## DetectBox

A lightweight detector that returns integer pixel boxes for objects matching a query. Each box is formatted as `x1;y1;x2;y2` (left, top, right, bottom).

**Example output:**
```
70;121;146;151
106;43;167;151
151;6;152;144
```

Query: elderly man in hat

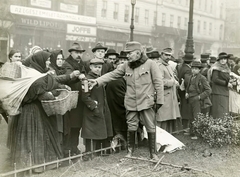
88;41;164;160
156;48;181;133
61;42;86;157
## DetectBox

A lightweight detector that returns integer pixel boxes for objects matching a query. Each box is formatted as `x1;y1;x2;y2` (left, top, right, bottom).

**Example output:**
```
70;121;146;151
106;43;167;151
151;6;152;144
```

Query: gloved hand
154;104;163;113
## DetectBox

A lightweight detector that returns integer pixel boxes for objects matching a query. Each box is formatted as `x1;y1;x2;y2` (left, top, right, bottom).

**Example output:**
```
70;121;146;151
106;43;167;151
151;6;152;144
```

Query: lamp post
184;0;194;58
130;0;136;41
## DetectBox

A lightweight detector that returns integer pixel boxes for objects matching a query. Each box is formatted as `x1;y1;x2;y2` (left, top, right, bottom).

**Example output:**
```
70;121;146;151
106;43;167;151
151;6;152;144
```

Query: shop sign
60;3;78;13
31;0;51;9
10;5;96;24
18;17;65;30
67;24;96;36
66;34;96;42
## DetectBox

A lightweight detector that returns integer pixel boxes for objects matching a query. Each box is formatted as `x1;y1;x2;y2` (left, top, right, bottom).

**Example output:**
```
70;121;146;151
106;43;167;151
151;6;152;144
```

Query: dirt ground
1;117;240;177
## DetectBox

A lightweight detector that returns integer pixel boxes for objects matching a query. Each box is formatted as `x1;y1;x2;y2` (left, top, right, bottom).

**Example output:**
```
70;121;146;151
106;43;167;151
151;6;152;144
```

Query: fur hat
92;42;108;53
68;42;85;52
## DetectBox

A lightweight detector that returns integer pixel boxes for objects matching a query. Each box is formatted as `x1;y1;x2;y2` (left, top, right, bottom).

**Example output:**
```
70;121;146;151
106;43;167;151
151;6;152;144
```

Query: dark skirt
10;101;62;172
210;94;229;119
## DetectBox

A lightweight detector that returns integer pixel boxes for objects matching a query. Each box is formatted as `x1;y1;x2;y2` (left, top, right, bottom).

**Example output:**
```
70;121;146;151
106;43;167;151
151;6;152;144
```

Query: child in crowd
81;58;113;161
185;61;212;139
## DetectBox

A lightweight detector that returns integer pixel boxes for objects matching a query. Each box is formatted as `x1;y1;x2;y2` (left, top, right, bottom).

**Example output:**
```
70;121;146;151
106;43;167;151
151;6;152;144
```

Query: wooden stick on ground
152;155;164;171
125;156;214;176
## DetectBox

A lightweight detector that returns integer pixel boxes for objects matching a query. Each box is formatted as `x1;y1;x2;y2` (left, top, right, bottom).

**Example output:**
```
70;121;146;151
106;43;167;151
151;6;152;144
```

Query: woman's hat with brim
105;49;119;57
92;43;108;53
217;52;228;61
90;58;104;65
68;42;85;52
146;46;160;59
118;51;128;59
191;61;203;68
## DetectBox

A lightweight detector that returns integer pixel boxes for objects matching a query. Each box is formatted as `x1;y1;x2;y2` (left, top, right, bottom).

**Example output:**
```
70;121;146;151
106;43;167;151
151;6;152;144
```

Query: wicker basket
41;89;79;116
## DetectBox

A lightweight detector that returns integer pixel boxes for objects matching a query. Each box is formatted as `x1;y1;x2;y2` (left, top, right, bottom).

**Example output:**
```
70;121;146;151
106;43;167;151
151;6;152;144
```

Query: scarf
30;51;51;73
128;54;148;69
49;50;65;75
208;61;231;82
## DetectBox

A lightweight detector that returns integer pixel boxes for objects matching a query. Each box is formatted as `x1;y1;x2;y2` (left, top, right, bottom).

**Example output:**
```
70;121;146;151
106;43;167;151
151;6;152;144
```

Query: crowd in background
0;41;240;174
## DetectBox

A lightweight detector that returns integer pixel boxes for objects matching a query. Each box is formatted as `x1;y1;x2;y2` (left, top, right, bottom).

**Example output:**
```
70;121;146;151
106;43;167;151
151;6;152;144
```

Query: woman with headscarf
10;51;65;174
209;52;232;119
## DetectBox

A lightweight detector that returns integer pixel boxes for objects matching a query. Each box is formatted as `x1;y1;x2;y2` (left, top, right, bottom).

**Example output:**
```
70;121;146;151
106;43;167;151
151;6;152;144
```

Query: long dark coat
106;78;127;137
178;63;192;120
81;71;113;139
62;55;86;128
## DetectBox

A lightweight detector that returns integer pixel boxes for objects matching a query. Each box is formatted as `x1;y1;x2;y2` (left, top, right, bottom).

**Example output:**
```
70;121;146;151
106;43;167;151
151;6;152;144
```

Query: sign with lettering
67;24;96;36
10;5;96;24
66;35;96;42
60;3;78;13
31;0;51;8
17;17;65;30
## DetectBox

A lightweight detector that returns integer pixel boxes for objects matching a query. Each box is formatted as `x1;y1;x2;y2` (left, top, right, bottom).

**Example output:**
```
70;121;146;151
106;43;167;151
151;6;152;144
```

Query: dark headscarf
49;50;65;75
30;51;51;73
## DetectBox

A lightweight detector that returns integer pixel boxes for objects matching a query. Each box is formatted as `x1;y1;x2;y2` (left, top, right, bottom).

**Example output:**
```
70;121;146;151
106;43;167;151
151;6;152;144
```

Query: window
170;15;174;27
186;0;188;6
154;11;157;25
145;9;149;24
184;17;187;29
162;13;166;26
204;0;207;11
177;16;181;28
209;22;212;35
124;5;129;22
135;7;139;23
113;3;119;20
210;0;213;13
203;21;206;30
219;24;223;40
197;20;201;33
198;0;201;9
101;0;107;17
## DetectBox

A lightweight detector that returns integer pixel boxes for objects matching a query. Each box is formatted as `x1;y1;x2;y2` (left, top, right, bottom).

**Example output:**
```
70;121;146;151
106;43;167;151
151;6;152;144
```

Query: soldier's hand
88;79;98;90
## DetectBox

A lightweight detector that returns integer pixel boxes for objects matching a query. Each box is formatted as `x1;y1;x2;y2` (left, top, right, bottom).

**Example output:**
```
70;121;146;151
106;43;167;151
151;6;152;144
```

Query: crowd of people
0;40;240;174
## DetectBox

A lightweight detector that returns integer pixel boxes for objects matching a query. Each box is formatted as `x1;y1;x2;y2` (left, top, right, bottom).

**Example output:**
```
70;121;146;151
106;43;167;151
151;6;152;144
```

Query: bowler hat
118;51;128;59
90;58;104;65
68;42;85;52
146;46;160;59
123;41;142;52
105;49;119;57
228;54;236;61
217;52;228;61
162;48;172;55
200;53;210;63
182;54;194;61
210;56;217;63
92;42;108;53
191;61;202;68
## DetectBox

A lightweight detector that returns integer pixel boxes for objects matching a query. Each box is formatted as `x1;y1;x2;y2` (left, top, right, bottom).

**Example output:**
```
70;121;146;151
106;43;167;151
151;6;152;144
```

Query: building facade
96;0;226;58
223;0;240;56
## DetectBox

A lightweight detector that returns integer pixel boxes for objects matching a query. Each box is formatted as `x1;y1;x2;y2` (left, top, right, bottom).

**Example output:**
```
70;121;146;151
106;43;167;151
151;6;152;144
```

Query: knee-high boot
148;132;159;161
126;131;135;157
